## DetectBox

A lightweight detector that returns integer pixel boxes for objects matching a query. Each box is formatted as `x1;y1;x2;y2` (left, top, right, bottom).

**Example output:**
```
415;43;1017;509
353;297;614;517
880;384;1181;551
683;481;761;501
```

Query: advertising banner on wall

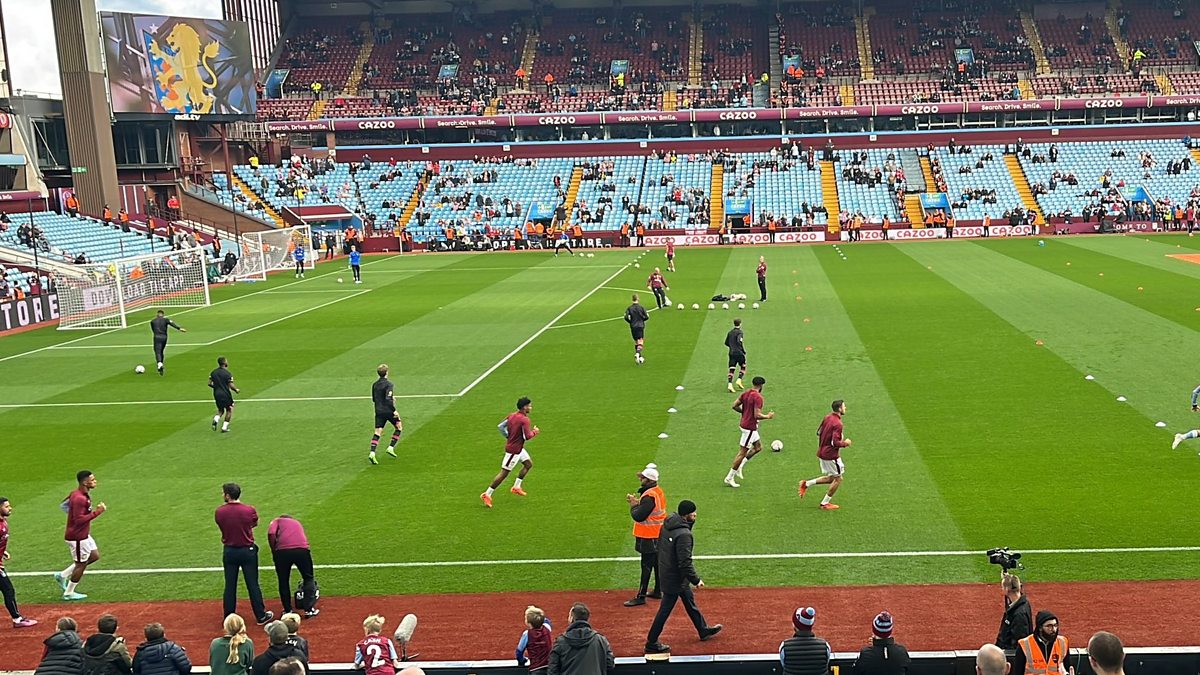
0;293;59;333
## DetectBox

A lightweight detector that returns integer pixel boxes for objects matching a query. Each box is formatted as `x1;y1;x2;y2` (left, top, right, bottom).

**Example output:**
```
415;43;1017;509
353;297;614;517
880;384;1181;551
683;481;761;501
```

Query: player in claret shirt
354;615;401;675
647;268;669;310
481;397;539;508
0;498;38;627
57;471;107;601
799;400;853;510
724;376;774;488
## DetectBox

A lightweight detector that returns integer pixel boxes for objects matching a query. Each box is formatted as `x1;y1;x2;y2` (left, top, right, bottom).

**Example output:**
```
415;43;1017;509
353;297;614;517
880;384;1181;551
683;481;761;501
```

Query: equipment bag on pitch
294;578;320;612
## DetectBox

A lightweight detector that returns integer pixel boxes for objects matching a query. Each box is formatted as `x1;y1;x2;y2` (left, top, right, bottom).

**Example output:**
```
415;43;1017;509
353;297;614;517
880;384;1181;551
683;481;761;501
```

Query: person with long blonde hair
209;614;254;675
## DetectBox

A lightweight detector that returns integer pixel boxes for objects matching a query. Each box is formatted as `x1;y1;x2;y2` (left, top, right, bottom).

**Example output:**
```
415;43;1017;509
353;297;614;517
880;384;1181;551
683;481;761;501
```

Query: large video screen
100;12;256;119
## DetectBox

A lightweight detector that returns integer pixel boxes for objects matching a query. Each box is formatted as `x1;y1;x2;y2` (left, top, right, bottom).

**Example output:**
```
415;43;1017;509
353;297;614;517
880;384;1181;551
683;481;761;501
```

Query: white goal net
57;246;211;330
230;225;314;281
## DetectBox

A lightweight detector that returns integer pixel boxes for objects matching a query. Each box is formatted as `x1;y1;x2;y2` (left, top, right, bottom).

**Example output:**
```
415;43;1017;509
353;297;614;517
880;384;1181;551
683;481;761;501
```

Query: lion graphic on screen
148;23;220;114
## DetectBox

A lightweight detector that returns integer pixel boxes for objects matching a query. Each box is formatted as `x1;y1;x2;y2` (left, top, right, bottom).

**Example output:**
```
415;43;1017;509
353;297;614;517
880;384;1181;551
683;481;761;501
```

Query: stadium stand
777;2;861;79
868;0;1032;76
834;149;906;221
571;156;645;229
1035;11;1118;72
534;9;689;86
280;20;368;95
928;143;1022;220
1117;4;1200;67
0;212;167;265
641;153;714;228
700;5;767;82
724;151;829;226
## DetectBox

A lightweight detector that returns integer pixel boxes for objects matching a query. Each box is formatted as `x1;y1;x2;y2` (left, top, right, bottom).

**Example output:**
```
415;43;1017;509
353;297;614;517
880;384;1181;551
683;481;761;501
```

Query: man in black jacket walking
853;612;910;675
547;602;613;675
995;573;1033;651
780;607;830;675
644;500;722;654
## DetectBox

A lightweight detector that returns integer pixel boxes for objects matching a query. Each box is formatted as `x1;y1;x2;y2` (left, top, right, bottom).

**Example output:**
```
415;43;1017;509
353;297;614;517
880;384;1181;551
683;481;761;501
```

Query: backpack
294;578;320;612
711;294;730;302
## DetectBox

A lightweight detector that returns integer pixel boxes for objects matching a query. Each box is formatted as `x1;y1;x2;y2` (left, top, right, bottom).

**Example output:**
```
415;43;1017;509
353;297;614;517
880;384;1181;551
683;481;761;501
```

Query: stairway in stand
1003;154;1046;230
918;155;937;193
231;174;285;228
1189;147;1200;168
687;12;703;88
854;8;876;81
839;84;855;105
1104;0;1130;63
904;195;925;228
1156;73;1174;95
663;90;678;111
819;160;840;220
307;99;327;120
709;163;725;229
562;166;585;225
518;25;539;90
1018;78;1035;99
398;170;432;230
344;20;382;96
1019;11;1052;76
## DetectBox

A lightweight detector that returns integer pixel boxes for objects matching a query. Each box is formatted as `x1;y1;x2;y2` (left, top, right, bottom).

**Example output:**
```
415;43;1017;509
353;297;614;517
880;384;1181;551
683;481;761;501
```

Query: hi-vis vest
1019;635;1068;675
632;485;666;539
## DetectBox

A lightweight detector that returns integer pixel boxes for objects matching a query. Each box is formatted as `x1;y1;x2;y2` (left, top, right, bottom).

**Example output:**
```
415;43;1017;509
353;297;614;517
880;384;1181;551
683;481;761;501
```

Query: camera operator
995;572;1033;651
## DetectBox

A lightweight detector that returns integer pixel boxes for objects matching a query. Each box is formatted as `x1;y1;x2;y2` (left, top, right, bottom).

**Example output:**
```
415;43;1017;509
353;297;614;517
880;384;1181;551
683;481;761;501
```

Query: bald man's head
976;644;1010;675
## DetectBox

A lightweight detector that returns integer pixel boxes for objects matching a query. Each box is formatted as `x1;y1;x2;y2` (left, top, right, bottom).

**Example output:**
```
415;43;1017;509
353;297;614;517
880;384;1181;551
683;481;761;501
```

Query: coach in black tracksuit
644;500;721;653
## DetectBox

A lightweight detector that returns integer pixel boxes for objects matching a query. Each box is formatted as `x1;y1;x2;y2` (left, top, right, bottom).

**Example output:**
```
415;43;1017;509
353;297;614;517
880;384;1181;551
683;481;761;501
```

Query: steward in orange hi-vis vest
625;464;665;606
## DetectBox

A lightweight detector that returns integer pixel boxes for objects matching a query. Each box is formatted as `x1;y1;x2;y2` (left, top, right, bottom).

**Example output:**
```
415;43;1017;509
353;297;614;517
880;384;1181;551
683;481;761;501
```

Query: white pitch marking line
549;305;662;330
456;264;631;397
199;289;372;345
0;393;457;409
601;286;653;294
7;545;1199;577
368;265;626;273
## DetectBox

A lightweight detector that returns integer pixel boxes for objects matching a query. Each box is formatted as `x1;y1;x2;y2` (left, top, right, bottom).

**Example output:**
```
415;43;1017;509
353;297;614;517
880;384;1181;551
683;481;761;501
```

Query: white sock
66;581;78;594
820;494;832;505
803;479;815;488
725;469;736;481
222;421;230;431
60;564;75;579
213;415;221;424
514;477;523;488
157;362;164;369
484;487;495;497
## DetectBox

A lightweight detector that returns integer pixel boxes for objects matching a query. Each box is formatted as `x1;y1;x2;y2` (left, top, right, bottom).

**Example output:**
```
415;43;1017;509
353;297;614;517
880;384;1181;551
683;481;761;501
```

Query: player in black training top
208;356;240;433
368;364;403;465
150;310;187;376
725;317;747;393
624;294;650;365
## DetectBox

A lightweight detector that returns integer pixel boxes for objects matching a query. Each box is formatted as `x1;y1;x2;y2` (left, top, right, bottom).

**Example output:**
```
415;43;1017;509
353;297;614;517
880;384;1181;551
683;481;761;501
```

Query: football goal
230;225;314;281
57;246;211;330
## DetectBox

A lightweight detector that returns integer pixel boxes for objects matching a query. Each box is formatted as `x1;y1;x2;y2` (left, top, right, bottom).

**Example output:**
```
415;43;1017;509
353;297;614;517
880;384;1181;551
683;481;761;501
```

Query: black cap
678;500;697;516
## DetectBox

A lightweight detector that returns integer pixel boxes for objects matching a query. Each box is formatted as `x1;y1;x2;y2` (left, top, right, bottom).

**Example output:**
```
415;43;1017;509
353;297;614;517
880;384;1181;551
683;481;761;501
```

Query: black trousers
646;585;708;645
223;545;267;620
635;538;659;597
0;569;21;619
651;287;667;309
153;337;167;364
273;548;315;613
758;277;767;301
352;264;361;281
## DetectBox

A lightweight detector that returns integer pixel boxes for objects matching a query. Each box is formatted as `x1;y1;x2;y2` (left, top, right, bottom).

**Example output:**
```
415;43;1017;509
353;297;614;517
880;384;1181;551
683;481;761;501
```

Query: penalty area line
8;545;1200;577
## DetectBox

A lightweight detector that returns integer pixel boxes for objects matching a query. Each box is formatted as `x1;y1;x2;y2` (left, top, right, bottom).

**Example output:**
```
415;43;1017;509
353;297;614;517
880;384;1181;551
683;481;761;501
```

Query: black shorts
728;353;746;368
374;411;400;429
666;254;674;261
631;326;644;341
215;397;234;413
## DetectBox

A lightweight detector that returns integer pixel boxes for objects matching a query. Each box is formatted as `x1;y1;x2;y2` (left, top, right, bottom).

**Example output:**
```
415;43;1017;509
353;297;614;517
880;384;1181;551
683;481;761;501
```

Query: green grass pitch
2;235;1200;604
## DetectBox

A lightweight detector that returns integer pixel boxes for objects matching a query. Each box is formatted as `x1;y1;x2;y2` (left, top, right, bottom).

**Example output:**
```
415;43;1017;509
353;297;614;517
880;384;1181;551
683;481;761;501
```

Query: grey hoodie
547;621;614;675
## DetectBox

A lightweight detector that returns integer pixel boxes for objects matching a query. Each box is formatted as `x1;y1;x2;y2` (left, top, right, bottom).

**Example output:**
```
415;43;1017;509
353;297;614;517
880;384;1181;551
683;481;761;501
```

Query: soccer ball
752;303;760;309
738;303;746;309
337;277;344;283
676;303;684;310
587;253;595;258
635;355;645;364
708;303;715;310
691;303;700;310
1037;240;1045;247
634;263;640;268
134;365;145;374
722;303;729;310
771;439;784;452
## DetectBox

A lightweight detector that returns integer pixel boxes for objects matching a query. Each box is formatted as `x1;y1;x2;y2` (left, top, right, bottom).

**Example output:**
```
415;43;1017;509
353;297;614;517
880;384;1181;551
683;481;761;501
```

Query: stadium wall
324;121;1200;162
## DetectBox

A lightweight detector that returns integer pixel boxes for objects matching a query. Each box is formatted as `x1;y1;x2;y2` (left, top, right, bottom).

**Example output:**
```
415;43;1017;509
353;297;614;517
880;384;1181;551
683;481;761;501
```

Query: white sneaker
1173;433;1184;450
723;477;740;488
355;280;362;284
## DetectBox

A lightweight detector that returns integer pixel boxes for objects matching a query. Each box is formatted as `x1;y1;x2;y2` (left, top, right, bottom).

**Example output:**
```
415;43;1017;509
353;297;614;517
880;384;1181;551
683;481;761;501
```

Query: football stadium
2;0;1200;673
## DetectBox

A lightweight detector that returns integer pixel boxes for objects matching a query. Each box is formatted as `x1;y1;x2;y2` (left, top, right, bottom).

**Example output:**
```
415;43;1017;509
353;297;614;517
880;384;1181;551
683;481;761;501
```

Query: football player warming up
482;397;539;507
799;400;852;510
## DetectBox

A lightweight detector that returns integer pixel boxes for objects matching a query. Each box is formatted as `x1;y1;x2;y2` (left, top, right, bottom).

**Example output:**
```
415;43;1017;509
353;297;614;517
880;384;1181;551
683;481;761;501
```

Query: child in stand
354;615;401;675
515;605;553;673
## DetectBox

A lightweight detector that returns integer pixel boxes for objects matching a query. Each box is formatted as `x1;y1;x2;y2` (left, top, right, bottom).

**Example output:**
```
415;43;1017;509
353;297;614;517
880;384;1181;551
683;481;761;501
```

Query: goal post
230;225;314;281
56;246;211;330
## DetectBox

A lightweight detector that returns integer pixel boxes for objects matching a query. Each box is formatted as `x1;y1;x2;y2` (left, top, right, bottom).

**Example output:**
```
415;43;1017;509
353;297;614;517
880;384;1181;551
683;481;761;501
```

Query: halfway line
7;545;1198;577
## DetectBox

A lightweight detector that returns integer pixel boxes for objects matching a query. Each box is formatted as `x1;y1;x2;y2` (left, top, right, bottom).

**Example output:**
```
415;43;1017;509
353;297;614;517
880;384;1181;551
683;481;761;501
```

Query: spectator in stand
976;645;1009;675
852;612;909;675
35;617;84;675
1088;632;1125;675
547;602;613;675
780;607;830;675
269;659;305;675
82;614;133;675
279;614;309;660
132;623;192;675
995;573;1032;651
209;615;255;675
1012;611;1067;675
515;605;552;672
251;622;307;675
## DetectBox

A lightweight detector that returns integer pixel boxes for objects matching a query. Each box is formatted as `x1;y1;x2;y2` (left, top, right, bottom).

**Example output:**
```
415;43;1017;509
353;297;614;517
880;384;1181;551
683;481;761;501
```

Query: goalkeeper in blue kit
294;245;306;278
1170;385;1200;450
